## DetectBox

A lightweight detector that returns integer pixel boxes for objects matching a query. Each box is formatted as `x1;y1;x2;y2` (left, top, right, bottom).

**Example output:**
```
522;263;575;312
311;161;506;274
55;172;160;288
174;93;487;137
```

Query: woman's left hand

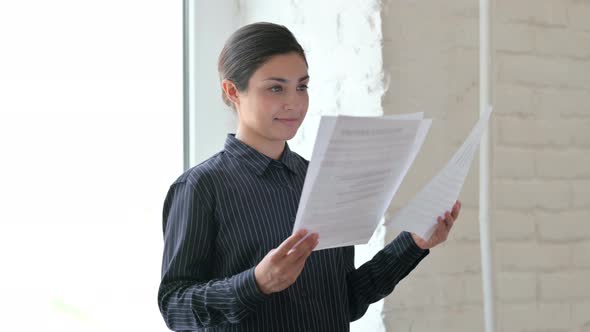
411;200;461;250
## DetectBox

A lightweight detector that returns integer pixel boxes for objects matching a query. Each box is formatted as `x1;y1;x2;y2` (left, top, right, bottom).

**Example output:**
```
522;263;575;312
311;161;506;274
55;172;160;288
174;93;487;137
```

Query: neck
235;129;285;160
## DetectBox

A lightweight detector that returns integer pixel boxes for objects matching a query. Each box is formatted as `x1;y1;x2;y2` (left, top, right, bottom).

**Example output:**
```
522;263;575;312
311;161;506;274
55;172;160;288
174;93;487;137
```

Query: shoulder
169;151;231;199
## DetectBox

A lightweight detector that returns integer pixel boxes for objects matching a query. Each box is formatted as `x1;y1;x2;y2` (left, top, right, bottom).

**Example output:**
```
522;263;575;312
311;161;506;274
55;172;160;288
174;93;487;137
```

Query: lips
275;118;300;126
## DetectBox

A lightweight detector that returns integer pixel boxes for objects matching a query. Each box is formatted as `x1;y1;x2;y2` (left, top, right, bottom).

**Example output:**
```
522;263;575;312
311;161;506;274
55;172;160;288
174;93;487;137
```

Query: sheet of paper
298;112;425;211
384;108;493;240
293;114;431;251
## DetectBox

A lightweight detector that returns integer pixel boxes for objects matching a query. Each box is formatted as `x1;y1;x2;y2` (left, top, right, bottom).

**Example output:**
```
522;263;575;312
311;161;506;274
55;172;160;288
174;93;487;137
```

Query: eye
269;86;283;93
297;84;308;91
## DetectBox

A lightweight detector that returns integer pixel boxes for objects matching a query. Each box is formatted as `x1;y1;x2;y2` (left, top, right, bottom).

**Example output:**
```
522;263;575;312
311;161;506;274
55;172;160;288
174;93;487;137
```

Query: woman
158;22;461;332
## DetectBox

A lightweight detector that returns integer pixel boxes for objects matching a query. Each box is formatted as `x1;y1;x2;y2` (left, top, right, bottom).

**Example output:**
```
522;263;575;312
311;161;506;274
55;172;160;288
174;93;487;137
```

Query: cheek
242;93;278;124
253;94;280;116
257;94;279;110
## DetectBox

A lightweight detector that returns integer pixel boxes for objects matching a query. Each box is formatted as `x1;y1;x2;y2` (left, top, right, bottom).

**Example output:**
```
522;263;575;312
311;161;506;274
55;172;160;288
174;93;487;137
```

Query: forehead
251;53;308;80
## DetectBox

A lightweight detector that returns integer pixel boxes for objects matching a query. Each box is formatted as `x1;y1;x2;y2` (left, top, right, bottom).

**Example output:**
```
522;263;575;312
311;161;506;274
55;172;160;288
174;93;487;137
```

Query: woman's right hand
254;229;319;295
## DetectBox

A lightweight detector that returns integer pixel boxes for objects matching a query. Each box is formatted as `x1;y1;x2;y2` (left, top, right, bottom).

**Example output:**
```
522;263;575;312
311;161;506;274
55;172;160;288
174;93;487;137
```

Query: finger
294;237;319;265
451;201;458;218
438;212;451;232
288;233;318;258
287;233;319;260
436;217;450;241
444;211;455;229
432;217;446;242
275;229;309;256
437;216;448;232
451;200;461;220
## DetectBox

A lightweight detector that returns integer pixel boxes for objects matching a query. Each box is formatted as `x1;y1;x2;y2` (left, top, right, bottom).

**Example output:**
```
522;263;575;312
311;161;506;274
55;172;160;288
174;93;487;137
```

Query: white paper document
384;108;493;240
292;113;432;251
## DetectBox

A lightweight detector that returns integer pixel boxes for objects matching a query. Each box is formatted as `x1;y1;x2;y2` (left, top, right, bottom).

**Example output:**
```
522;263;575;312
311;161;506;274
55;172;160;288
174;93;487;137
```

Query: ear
221;79;241;107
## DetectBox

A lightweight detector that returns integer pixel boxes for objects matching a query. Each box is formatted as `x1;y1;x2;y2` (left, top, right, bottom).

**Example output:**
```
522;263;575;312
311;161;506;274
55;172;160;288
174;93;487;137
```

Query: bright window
0;1;182;331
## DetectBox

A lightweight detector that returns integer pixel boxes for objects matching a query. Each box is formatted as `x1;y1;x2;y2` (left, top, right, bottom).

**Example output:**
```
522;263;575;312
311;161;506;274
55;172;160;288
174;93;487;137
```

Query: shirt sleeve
157;180;269;331
344;231;429;322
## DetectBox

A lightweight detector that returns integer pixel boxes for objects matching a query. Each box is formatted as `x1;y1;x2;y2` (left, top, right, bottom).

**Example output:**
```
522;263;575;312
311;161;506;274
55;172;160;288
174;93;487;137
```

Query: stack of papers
292;109;492;251
292;113;432;251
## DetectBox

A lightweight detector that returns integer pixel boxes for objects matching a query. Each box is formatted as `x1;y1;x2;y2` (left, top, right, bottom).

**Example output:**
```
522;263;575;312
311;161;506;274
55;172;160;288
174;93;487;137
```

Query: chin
279;131;298;141
273;128;299;141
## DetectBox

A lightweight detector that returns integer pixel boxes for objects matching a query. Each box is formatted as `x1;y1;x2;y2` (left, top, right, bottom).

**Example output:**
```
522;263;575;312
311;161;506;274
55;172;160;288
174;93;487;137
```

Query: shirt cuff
385;231;430;265
232;266;270;312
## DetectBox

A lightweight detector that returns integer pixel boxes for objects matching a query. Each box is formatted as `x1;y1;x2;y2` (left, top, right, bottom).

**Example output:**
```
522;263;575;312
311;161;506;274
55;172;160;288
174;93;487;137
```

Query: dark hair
217;22;308;109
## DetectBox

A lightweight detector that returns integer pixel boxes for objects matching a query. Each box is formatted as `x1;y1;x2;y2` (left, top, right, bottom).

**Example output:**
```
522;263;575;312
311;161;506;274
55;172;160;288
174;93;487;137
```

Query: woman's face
235;52;309;143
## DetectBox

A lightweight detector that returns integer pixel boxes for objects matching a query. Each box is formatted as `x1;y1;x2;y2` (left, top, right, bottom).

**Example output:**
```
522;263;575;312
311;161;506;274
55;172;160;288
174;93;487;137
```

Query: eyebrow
263;75;310;83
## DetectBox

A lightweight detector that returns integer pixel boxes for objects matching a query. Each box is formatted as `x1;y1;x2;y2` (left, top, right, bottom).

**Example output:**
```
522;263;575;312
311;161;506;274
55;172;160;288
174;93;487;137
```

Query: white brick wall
535;28;590;58
568;0;590;31
537;211;590;241
240;1;590;330
540;271;590;300
494;210;536;241
497;272;536;302
495;24;535;53
497;0;569;26
499;303;571;331
500;54;590;88
573;180;590;207
495;85;535;116
382;0;590;331
495;180;570;210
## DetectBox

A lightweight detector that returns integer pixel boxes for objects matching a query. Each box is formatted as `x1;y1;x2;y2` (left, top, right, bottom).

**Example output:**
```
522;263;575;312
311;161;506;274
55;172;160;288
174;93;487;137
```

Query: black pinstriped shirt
158;133;429;332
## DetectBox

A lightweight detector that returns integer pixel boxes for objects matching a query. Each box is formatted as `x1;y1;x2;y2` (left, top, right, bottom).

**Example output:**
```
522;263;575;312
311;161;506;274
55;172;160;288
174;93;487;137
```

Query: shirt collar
224;134;301;176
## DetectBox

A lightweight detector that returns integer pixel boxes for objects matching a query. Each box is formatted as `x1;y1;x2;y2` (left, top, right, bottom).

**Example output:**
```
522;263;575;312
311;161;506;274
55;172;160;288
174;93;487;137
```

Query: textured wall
222;0;590;330
238;1;388;330
381;0;590;331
